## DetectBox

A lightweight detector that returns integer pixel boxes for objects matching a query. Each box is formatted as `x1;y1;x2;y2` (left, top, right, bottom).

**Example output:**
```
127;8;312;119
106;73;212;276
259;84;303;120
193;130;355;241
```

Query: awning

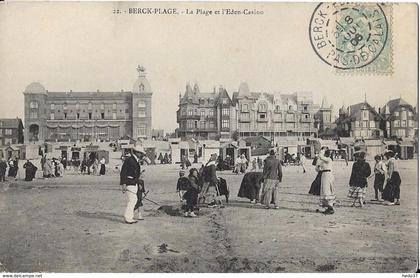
59;124;71;128
47;124;58;128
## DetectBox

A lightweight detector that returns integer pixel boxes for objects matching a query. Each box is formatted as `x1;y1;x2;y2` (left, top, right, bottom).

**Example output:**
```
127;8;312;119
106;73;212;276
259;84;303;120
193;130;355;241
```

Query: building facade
176;81;322;141
233;82;318;139
380;98;417;138
23;66;152;143
176;84;237;140
336;102;383;139
0;118;24;146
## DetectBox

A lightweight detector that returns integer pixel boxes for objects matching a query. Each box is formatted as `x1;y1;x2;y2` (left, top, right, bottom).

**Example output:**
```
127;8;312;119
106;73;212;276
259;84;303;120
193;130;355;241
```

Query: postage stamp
309;3;393;74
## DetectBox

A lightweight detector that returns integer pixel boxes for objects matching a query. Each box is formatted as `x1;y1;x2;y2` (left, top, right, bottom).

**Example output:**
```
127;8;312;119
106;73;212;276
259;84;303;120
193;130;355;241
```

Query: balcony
177;114;201;120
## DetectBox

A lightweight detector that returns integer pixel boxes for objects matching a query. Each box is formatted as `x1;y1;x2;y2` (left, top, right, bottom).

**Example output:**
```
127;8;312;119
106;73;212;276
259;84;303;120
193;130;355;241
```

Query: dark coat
177;177;191;191
202;162;218;184
263;155;282;181
349;160;371;188
238;172;263;200
120;156;141;185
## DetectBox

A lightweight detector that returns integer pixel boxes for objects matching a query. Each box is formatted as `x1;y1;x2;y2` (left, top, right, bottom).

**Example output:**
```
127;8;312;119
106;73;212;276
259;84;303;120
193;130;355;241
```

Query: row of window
30;101;147;110
394;120;414;128
354;120;414;128
0;129;13;135
239;122;311;130
181;108;217;117
240;103;308;113
394;110;413;119
241;112;311;121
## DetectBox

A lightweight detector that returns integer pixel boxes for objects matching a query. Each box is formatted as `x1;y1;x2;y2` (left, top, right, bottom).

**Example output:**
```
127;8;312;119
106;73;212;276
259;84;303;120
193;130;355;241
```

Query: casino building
23;66;152;143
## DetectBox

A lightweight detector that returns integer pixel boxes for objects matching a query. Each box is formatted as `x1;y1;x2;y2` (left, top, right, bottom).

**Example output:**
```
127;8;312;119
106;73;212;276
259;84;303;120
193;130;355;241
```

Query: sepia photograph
0;1;418;274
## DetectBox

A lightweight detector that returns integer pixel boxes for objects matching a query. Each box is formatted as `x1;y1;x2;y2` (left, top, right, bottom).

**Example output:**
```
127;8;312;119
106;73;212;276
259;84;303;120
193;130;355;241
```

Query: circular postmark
309;3;388;69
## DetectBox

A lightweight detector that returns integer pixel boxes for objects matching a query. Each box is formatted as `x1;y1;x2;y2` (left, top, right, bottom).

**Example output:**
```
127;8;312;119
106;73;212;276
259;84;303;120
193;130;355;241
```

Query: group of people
157;152;171;164
120;144;403;223
40;155;65;179
0;158;19;182
308;148;401;214
80;156;106;176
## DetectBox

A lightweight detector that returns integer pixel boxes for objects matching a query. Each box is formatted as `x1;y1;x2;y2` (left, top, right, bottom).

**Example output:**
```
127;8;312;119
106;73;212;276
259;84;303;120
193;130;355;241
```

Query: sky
0;2;417;132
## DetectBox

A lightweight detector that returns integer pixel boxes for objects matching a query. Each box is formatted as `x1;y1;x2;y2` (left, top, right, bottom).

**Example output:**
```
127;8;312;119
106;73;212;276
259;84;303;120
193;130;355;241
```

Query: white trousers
124;185;138;222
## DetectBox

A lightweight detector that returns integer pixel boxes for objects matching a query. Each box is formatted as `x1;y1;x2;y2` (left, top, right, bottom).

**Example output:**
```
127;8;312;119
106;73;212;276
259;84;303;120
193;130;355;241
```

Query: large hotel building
23;66;152;143
176;82;331;141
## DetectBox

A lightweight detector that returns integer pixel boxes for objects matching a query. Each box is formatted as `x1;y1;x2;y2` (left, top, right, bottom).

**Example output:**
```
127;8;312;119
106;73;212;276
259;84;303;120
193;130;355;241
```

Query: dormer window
258;103;267;112
241;104;249;112
139;84;145;91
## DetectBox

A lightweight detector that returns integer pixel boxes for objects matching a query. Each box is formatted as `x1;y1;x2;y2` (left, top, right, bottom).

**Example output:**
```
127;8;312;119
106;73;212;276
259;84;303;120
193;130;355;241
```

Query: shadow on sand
75;210;124;223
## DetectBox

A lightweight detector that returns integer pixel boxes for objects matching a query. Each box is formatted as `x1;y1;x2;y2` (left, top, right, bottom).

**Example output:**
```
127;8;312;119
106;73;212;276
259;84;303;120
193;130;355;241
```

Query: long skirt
238;172;263;201
374;173;385;192
320;172;335;207
99;164;106;175
183;189;199;211
382;172;401;202
348;186;366;200
200;181;217;203
260;179;279;206
309;172;322;195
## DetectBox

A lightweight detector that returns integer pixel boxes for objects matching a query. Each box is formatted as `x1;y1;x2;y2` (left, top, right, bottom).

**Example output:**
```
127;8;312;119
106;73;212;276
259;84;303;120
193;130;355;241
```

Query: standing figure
158;153;163;164
260;149;282;209
92;158;99;176
199;153;220;207
382;151;401;205
250;158;257;171
308;154;322;195
120;148;142;223
317;149;336;214
0;158;7;182
23;160;37;181
57;160;64;177
298;153;307;173
176;170;190;202
8;158;18;180
348;152;371;207
99;157;106;175
370;155;387;201
184;168;200;217
44;159;53;178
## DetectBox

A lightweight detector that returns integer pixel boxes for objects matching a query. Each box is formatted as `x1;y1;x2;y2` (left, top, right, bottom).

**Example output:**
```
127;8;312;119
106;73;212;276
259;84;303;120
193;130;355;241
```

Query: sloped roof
345;102;382;121
0;118;22;129
382;98;414;115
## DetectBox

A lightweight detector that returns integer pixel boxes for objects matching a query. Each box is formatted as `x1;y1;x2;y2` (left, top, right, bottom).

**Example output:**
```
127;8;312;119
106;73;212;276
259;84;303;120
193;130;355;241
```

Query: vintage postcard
0;1;418;274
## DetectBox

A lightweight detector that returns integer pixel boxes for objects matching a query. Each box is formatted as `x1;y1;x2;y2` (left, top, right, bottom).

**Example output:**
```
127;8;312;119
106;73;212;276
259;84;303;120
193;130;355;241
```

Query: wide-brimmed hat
133;146;146;154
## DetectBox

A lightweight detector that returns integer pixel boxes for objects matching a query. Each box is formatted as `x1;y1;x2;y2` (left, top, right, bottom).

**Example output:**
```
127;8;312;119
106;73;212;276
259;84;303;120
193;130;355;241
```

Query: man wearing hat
120;146;144;224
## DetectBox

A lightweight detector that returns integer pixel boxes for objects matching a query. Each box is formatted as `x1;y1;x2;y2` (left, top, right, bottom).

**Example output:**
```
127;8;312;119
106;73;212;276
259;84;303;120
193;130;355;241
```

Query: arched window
139;84;145;91
30;101;39;109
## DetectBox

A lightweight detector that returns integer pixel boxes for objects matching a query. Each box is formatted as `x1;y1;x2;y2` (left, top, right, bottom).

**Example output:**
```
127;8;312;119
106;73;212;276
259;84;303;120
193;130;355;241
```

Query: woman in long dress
99;157;106;175
317;149;336;214
382;151;401;205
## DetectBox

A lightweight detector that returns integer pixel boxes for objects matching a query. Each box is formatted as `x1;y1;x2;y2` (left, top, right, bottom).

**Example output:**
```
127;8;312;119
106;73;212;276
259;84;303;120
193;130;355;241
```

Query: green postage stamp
309;3;393;75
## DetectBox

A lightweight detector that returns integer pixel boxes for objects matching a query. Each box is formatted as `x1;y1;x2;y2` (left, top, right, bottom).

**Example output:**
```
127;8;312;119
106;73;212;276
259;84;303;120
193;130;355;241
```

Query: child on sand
176;170;190;202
